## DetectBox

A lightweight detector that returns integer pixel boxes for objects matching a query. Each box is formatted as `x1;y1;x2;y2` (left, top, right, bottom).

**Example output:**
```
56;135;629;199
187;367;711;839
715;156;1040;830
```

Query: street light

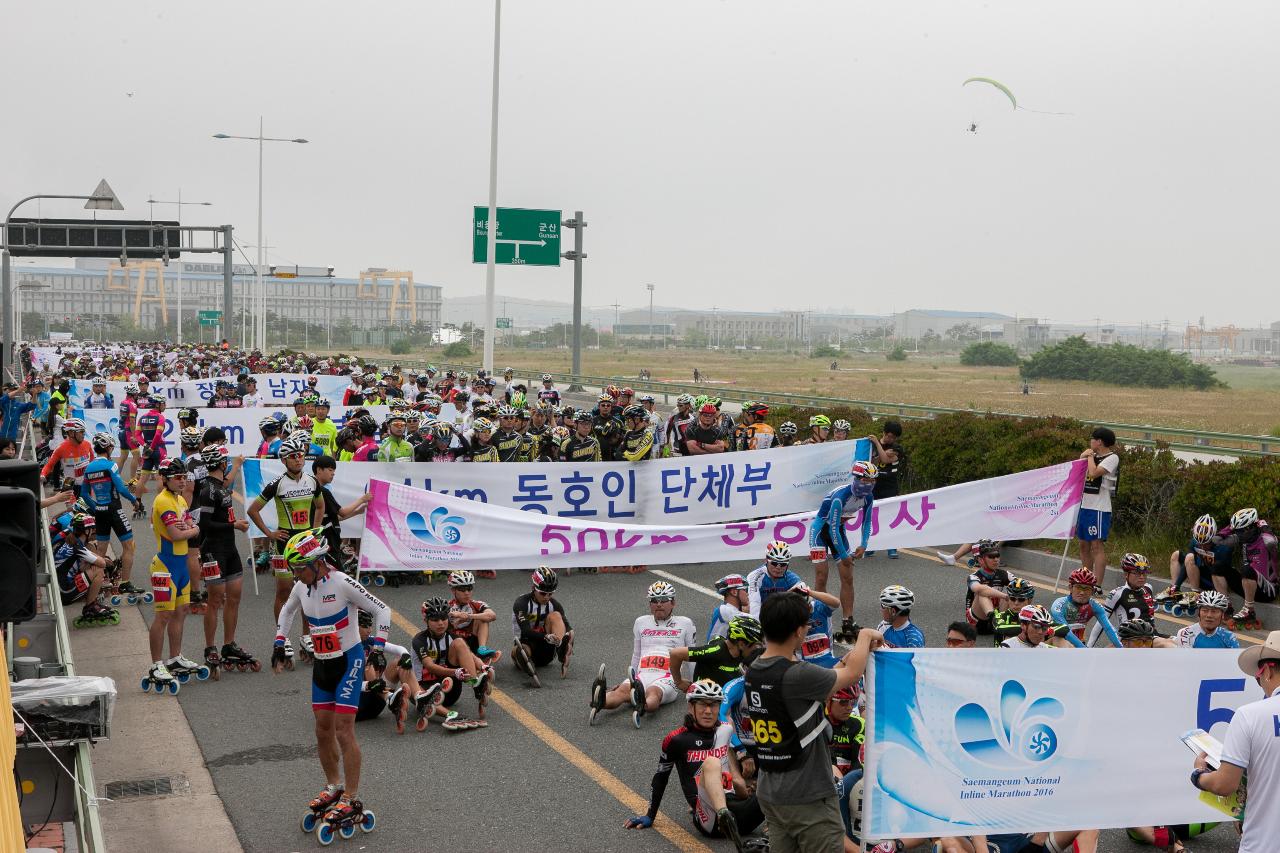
212;120;309;351
147;192;212;346
646;283;655;349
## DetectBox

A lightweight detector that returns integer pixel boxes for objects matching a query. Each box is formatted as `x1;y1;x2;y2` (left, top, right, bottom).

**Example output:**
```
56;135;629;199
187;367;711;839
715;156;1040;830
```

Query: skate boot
717;807;744;853
167;654;211;684
588;663;607;726
558;631;574;678
74;601;120;629
441;710;483;731
221;642;261;673
116;580;152;605
414;678;450;732
141;661;179;694
629;667;646;729
835;618;860;644
187;589;208;615
298;634;314;663
1229;605;1262;631
387;686;407;735
512;643;540;688
204;646;222;681
281;638;296;670
301;784;344;833
315;797;375;844
1154;586;1183;614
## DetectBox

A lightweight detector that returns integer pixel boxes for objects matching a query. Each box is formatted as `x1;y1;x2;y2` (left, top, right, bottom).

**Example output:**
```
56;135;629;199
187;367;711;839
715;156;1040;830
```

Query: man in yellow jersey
145;459;204;691
311;399;339;457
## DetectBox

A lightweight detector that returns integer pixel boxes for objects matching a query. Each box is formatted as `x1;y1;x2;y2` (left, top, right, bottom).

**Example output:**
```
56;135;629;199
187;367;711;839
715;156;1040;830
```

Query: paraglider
963;77;1017;110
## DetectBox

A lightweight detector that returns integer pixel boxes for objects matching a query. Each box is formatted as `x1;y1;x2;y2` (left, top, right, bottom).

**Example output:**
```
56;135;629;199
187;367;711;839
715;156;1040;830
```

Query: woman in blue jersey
808;460;878;643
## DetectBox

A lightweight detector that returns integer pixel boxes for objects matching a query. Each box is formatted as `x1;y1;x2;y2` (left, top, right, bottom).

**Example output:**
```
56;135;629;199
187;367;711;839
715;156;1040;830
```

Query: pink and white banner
358;459;1086;571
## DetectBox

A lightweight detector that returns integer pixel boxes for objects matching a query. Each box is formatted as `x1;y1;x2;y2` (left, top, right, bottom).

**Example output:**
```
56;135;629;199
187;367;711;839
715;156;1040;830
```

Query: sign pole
222;225;234;345
482;0;502;375
562;212;586;391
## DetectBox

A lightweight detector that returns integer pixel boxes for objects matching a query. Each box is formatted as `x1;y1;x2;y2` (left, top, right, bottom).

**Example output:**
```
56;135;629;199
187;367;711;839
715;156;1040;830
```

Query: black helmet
1118;618;1156;640
531;566;558;592
421;596;451;621
158;458;188;479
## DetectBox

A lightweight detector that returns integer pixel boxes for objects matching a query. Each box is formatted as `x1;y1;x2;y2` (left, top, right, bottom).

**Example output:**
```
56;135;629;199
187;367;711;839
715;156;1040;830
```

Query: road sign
496;317;512;329
199;318;220;327
472;206;561;267
198;310;222;322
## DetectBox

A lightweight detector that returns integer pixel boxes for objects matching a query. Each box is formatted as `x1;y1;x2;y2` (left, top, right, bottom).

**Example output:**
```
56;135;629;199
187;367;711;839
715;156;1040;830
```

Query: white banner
357;459;1085;570
864;648;1257;838
244;442;859;535
67;373;351;406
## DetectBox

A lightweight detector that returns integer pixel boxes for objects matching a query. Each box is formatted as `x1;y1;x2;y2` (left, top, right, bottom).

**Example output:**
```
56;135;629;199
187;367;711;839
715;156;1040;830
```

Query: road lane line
383;606;714;853
651;570;720;600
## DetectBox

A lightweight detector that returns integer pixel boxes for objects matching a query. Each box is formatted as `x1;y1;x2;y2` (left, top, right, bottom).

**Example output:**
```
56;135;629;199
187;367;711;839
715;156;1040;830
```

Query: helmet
637;393;655;403
765;540;792;563
357;609;374;629
879;584;915;611
531;567;558;592
597;393;614;404
180;426;202;448
1231;508;1259;530
833;419;851;431
698;403;717;415
707;397;722;408
714;574;748;594
123;384;139;395
726;615;763;644
619;387;634;397
447;570;476;588
686;679;725;704
62;418;85;433
745;401;769;417
778;421;798;436
1197;590;1230;611
148;394;166;406
315;398;330;409
158;458;188;479
384;412;406;425
1192;514;1218;544
1067;567;1097;587
551;426;570;442
541;373;553;382
976;539;1001;557
604;385;619;398
71;513;96;535
809;415;831;428
831;685;857;704
471;417;494;434
91;376;106;386
510;393;527;410
433;422;454;441
73;497;92;516
282;529;330;569
199;445;225;467
421;596;451;621
1118;618;1156;640
177;407;197;421
497;404;517;418
647;581;676;601
91;432;116;452
278;433;311;456
573;411;594;424
676;394;693;406
1121;553;1151;574
1018;604;1052;625
259;417;282;435
1005;577;1035;600
623;405;647;420
851;460;879;480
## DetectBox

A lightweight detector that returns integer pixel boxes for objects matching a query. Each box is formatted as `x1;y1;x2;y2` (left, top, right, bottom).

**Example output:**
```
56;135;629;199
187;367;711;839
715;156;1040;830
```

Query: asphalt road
116;495;1247;853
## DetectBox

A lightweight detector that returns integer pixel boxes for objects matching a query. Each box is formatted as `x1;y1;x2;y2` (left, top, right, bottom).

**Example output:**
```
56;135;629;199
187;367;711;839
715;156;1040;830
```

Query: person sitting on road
963;540;1010;635
1171;590;1239;649
511;567;574;688
1049;567;1121;649
1157;515;1231;608
875;585;925;648
667;615;764;691
411;597;492;728
446;570;501;663
707;574;750;642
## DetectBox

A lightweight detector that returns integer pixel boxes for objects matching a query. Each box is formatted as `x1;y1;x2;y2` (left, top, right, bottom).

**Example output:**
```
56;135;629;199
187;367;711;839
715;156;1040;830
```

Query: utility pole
646;283;655;349
610;302;622;348
561;211;587;391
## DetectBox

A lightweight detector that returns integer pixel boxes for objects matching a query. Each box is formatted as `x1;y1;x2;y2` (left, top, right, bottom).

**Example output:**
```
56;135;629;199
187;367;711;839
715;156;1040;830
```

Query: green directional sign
199;318;219;327
198;310;222;322
473;206;561;267
496;317;512;329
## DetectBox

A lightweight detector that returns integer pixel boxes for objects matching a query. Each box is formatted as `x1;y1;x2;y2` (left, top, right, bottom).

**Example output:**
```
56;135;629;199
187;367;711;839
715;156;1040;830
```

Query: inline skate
300;784;344;833
141;662;180;695
314;796;375;845
74;601;120;628
220;642;261;673
168;654;211;684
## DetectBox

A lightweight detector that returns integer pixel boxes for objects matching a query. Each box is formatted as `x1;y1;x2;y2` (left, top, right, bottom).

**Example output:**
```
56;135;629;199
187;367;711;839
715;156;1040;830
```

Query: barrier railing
405;360;1275;459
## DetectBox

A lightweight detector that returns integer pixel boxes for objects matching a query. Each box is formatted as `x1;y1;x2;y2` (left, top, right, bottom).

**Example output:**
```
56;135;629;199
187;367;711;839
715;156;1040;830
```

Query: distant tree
887;346;908;362
442;341;473;359
812;344;840;358
1020;336;1224;390
961;341;1021;366
945;322;981;342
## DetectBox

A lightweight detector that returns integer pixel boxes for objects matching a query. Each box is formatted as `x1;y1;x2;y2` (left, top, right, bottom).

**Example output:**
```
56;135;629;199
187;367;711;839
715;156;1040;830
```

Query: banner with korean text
68;373;350;406
356;458;1085;569
244;442;859;534
863;648;1257;839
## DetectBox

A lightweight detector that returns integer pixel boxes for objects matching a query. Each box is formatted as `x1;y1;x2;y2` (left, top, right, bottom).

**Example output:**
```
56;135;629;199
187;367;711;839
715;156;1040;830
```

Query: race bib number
73;571;89;593
639;654;669;670
802;635;831;657
289;508;310;527
151;572;172;603
201;560;221;581
310;626;343;660
270;555;290;577
809;547;828;564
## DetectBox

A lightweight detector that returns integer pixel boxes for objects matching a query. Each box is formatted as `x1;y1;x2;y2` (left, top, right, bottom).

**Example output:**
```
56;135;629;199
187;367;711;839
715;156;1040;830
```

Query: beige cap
1238;630;1280;675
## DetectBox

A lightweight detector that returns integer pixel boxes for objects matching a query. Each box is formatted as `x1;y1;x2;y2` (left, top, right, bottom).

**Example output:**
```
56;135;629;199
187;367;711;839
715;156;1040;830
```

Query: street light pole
647;283;655;349
482;0;502;375
147;192;212;346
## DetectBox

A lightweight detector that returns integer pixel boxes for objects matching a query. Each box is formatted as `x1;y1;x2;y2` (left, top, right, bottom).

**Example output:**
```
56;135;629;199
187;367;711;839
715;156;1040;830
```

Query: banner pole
1053;505;1080;593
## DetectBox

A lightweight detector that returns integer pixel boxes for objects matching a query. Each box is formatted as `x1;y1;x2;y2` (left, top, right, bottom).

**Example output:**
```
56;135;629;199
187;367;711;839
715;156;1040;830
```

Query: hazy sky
5;1;1278;328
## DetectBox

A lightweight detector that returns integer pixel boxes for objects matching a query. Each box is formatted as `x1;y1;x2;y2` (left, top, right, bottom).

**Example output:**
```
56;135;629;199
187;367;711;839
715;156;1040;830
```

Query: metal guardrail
406;359;1275;459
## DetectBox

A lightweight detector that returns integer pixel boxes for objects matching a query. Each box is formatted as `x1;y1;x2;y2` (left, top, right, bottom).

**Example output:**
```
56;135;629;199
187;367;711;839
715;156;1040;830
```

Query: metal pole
222;225;234;344
482;0;502;375
564;211;586;391
176;189;183;345
647;283;654;348
0;249;9;379
256;117;265;352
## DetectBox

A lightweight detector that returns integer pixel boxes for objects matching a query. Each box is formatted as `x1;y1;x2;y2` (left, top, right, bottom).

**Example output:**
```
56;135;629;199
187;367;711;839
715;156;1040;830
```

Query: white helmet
676;394;694;405
1231;508;1259;530
646;581;676;601
765;540;792;563
447;570;476;588
1197;590;1230;611
1192;514;1217;544
686;679;725;704
879;584;915;611
541;373;553;382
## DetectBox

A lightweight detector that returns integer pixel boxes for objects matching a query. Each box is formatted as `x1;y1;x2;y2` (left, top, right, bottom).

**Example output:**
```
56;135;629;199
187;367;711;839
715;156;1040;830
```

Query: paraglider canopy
962;77;1017;110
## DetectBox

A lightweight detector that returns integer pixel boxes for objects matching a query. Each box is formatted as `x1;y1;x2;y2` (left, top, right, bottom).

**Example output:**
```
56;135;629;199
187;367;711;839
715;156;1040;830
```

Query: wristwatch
1190;768;1208;790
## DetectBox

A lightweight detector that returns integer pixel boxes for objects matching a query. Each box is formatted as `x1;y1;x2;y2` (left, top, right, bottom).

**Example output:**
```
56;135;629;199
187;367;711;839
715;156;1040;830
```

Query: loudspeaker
0;460;44;623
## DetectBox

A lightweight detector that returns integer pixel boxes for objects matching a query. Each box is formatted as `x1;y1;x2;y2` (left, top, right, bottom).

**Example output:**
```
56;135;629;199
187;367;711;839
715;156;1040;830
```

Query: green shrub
812;344;840;359
389;338;413;355
1020;336;1223;389
886;346;908;362
442;341;473;359
960;341;1020;367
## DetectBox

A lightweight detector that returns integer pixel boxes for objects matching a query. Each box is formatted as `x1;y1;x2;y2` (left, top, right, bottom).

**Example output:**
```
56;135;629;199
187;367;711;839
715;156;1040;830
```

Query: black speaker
0;460;44;623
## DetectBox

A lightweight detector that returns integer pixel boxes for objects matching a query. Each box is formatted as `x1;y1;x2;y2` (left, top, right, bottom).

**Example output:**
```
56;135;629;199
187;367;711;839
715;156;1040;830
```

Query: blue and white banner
68;373;351;406
243;441;857;534
864;649;1259;838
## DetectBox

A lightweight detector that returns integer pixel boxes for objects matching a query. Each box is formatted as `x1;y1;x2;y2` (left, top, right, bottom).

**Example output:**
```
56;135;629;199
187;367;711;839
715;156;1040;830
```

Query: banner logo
955;680;1062;767
406;507;466;546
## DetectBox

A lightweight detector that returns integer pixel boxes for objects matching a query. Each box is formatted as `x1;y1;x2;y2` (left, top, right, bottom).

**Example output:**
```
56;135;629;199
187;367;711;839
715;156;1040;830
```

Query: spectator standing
683;403;727;455
241;377;264;407
869;422;906;559
0;382;36;441
1077;427;1120;587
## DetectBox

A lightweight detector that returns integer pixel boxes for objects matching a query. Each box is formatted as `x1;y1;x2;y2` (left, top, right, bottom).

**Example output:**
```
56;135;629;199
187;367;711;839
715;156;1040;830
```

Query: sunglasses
1126;638;1154;648
452;585;474;592
945;637;968;646
981;552;1001;559
283;452;306;460
767;560;789;567
1008;596;1031;604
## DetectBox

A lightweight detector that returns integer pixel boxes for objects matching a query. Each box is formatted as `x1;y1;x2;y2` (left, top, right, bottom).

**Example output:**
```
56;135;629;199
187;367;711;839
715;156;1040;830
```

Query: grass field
356;346;1280;436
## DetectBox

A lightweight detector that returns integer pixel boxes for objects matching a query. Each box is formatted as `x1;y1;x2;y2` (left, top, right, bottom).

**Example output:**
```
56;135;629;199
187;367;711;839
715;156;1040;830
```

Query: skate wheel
361;810;375;832
237;663;249;672
249;660;261;672
222;661;235;670
167;680;180;695
339;822;356;840
1171;605;1184;618
176;672;191;684
373;575;385;586
109;613;120;624
302;811;319;833
196;666;211;681
416;715;428;732
143;592;154;604
140;677;152;691
110;595;122;606
316;822;335;846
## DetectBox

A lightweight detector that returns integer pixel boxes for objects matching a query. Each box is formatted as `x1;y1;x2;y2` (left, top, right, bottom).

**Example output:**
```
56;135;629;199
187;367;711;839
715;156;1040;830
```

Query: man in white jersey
707;574;748;642
588;581;696;728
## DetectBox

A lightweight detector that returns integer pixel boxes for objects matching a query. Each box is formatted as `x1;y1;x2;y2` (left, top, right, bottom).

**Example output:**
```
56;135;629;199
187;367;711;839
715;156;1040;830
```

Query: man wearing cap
1191;630;1280;852
0;382;36;442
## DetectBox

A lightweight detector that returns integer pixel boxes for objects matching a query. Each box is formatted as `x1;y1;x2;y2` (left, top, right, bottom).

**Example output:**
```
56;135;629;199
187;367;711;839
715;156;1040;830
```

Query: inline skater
131;394;169;509
831;419;850;442
1117;617;1160;648
746;541;803;617
115;384;142;480
1171;590;1239;649
272;529;390;836
734;402;775;451
1157;514;1230;610
875;585;925;648
411;597;491;728
54;514;119;628
592;393;624;460
80;433;144;600
464;417;500;462
588;581;696;728
620;405;656;462
311;399;339;457
491;405;524;462
1211;507;1277;630
668;615;764;691
350;417;380;461
1049;567;1122;649
145;459;204;690
82;376;113;409
255;416;283;458
561;411;603;462
624;680;764;849
963;540;1010;635
992;577;1037;646
446;570;501;662
665;394;695;456
248;432;325;664
1002;604;1055;649
636;394;665;457
683;402;727;456
375;412;414;462
41;417;92;495
808;460;878;642
537;374;560;407
512;567;574;688
801;414;830;444
355;612;443;733
194;445;255;674
708;574;749;641
1090;553;1155;648
796;583;844;670
828;684;867;845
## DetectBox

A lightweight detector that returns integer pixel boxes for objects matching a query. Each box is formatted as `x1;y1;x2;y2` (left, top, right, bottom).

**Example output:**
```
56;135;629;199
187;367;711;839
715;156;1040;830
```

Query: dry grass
357;346;1280;436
